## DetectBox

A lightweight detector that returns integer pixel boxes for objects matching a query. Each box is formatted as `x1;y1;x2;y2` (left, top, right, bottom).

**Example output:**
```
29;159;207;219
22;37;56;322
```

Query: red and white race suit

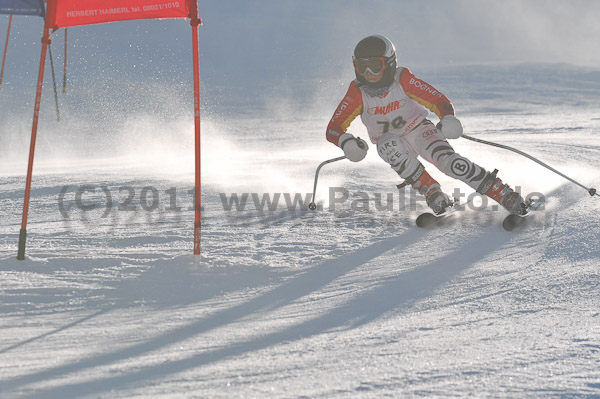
326;67;489;191
327;67;454;145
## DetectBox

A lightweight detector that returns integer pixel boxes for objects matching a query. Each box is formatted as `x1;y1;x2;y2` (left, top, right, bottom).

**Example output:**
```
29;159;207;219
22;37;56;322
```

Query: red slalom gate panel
46;0;192;28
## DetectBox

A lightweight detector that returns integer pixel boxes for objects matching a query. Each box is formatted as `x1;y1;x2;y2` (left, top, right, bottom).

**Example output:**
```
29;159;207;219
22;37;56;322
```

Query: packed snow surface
1;63;599;398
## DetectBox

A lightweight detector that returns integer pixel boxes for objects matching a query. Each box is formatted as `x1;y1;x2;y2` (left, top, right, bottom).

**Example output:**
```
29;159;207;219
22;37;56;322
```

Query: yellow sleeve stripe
341;104;363;132
407;93;442;119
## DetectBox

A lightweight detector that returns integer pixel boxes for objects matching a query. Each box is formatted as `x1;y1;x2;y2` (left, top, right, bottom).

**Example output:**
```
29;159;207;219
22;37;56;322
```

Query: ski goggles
353;56;388;75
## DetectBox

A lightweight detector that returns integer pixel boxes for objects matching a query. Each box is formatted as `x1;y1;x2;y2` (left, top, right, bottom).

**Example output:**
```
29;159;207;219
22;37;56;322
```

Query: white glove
339;133;368;162
437;115;463;139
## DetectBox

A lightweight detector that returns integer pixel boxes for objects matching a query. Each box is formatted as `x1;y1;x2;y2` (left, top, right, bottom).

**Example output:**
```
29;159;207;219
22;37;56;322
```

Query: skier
326;34;527;215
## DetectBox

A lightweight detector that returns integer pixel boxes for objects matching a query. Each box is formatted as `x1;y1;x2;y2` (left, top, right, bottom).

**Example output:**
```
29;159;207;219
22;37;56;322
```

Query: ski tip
416;213;438;228
502;214;522;231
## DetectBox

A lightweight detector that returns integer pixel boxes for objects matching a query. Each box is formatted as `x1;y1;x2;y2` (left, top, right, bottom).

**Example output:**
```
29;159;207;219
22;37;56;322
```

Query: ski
502;198;544;231
416;198;471;228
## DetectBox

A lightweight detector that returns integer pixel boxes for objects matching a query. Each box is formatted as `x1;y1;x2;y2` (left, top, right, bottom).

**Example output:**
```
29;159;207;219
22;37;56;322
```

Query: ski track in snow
1;66;600;398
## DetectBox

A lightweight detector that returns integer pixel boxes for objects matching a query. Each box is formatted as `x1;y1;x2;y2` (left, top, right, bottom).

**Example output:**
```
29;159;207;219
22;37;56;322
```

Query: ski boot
410;168;452;215
425;187;453;215
477;169;527;215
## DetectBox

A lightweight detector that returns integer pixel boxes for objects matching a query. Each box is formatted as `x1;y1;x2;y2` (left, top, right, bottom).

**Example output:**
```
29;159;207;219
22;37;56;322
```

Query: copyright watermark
57;185;200;219
57;185;544;218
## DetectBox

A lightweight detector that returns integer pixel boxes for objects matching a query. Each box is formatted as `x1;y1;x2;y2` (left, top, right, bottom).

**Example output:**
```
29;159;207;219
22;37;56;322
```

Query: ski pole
308;155;347;210
461;134;598;197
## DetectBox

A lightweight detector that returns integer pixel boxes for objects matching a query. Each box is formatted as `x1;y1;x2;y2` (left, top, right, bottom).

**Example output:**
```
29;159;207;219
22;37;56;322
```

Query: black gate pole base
17;228;27;260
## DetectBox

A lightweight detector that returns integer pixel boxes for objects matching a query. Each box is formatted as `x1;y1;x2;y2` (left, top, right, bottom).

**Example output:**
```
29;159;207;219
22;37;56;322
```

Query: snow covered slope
1;63;599;398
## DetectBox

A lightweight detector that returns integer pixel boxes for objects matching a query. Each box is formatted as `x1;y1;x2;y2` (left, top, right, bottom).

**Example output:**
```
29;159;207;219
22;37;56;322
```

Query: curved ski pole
461;134;598;198
308;155;347;210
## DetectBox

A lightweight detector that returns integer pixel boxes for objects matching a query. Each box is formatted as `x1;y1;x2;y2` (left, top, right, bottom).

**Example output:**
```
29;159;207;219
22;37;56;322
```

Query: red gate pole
17;26;52;260
0;14;13;90
191;15;202;262
62;27;67;92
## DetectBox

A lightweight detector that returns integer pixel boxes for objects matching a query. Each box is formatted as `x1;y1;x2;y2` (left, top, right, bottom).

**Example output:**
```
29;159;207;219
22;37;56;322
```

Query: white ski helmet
353;35;397;88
